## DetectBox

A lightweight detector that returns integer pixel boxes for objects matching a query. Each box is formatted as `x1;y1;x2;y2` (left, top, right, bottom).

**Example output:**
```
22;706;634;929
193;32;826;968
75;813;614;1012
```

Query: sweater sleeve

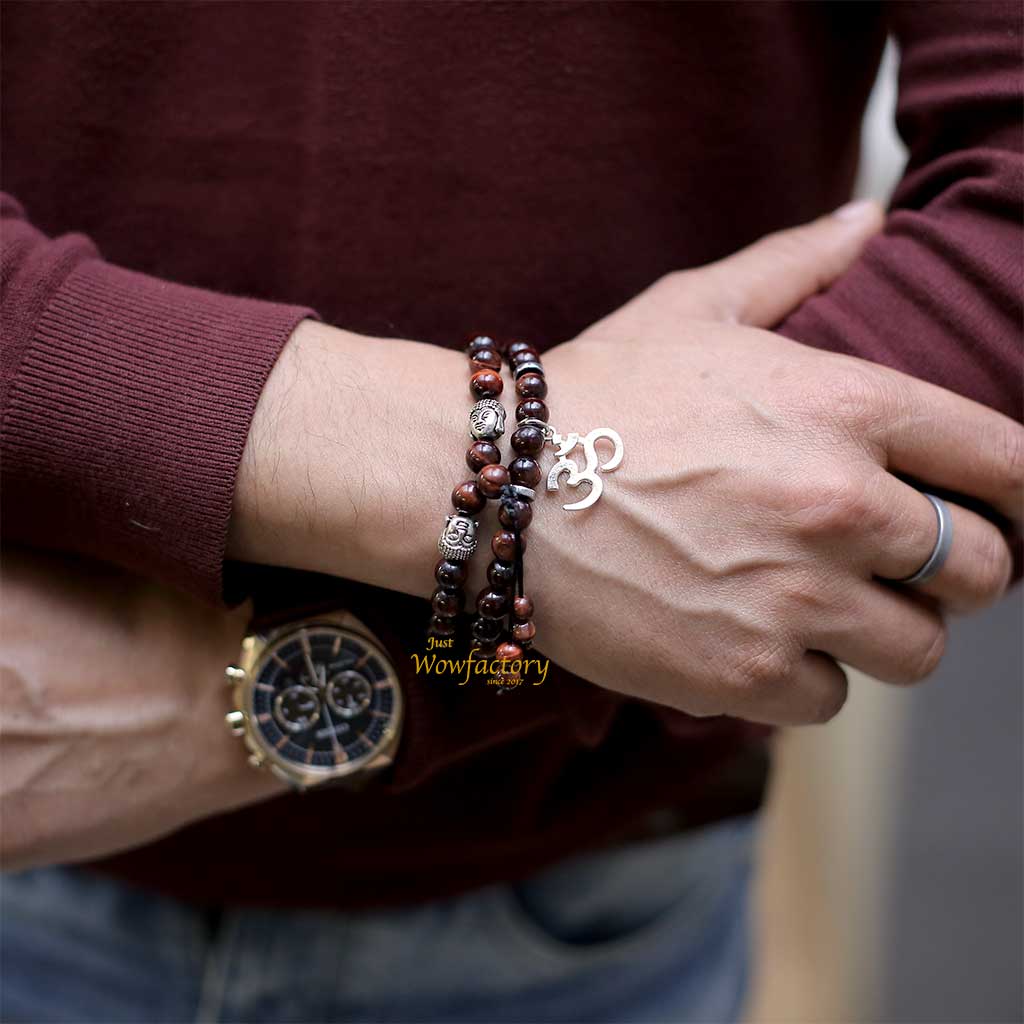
777;1;1022;422
0;193;320;603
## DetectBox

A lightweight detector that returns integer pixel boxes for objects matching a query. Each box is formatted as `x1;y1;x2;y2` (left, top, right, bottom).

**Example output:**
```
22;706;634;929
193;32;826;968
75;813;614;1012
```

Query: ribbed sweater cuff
2;257;320;603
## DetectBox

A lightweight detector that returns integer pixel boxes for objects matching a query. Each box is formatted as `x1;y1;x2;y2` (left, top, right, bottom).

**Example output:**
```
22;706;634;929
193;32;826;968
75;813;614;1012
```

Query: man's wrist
228;319;464;599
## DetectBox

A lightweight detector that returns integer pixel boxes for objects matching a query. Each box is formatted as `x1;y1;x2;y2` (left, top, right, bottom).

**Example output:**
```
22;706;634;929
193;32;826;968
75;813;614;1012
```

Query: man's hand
228;203;1022;727
531;203;1021;724
0;549;282;871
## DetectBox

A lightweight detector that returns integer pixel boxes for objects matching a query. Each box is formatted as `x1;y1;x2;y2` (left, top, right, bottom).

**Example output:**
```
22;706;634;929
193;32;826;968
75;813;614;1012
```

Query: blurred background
745;42;1024;1024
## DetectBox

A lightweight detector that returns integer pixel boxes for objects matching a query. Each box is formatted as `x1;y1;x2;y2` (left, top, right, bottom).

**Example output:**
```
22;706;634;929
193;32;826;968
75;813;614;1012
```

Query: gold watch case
224;610;403;791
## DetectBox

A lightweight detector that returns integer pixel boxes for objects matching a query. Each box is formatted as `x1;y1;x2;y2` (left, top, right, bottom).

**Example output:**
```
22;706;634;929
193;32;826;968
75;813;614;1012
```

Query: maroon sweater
2;2;1020;909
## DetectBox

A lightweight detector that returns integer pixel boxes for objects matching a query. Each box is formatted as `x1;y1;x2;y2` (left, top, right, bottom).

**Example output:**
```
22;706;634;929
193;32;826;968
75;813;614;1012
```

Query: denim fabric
0;814;757;1023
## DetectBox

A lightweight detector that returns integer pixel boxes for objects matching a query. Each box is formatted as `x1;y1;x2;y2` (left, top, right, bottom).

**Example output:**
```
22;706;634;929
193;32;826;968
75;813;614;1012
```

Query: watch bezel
231;610;403;789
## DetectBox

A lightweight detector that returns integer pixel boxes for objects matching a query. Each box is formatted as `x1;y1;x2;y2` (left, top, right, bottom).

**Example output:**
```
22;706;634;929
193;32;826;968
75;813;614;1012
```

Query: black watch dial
247;624;400;773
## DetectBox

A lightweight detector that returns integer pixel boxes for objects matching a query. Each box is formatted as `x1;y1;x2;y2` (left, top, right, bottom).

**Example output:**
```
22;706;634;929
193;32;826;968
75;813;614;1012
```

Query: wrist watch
223;609;403;791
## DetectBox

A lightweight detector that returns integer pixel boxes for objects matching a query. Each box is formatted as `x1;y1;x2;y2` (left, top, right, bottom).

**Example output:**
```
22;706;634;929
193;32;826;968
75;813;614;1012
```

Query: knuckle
649;268;688;296
994;421;1024;496
808;367;893;434
807;671;849;725
895;619;947;684
973;529;1013;605
687;266;745;323
729;642;796;694
647;269;727;322
787;470;873;537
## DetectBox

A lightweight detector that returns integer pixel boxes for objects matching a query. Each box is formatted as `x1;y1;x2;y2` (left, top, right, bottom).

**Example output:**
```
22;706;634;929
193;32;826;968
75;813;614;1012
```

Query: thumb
689;199;884;328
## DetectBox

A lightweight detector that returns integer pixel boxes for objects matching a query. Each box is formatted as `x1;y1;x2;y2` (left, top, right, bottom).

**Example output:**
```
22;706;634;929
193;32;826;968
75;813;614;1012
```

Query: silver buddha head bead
468;399;506;441
437;513;478;561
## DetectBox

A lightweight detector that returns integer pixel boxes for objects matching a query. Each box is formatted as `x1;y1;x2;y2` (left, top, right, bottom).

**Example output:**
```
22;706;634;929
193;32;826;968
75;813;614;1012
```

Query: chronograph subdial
326;670;373;719
273;684;322;734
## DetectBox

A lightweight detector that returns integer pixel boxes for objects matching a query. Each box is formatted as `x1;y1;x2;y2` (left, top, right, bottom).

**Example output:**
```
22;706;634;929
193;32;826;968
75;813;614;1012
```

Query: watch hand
319;699;343;756
299;629;320;689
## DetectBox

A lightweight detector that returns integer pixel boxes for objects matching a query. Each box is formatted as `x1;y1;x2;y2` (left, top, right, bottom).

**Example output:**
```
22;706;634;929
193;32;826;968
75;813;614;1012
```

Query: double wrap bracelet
468;338;546;660
430;333;626;660
428;338;505;640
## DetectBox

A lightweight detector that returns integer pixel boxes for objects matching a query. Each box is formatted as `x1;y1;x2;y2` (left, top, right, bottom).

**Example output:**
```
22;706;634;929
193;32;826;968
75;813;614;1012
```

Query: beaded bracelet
429;335;508;641
469;339;546;661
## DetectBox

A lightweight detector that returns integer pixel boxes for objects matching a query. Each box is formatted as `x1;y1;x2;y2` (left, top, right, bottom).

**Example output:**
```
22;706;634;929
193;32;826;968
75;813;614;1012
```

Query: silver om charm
545;426;624;511
437;513;478;560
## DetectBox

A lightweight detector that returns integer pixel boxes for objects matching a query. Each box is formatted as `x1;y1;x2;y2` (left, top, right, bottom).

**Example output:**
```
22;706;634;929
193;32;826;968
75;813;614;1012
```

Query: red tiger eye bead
515;372;547;399
452;481;485;514
429;615;456;637
509;457;541;487
516;399;548;423
512;620;536;643
435;559;467;588
470;369;503;398
492;529;526;562
510;347;540;366
476;588;509;619
467;334;498;354
470;349;502;372
496;642;524;661
432;588;463;617
513;595;534;620
488;559;516;587
472;616;503;642
506;340;535;357
477;463;510;498
511;425;545;456
466;440;501;472
498;499;532;530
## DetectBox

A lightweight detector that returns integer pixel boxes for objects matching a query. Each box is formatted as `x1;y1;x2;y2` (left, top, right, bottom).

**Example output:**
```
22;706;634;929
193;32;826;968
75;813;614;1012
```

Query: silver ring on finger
898;493;954;585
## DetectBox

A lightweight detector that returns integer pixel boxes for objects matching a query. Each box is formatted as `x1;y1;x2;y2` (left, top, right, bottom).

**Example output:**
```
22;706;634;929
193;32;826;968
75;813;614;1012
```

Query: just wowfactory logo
410;640;550;689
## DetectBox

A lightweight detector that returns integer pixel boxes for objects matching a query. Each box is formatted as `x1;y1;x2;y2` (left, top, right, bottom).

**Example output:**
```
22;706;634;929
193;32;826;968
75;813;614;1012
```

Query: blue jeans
1;814;757;1023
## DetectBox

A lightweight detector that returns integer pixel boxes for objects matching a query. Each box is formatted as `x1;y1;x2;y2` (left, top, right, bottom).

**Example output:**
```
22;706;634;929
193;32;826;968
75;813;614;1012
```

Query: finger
684;199;884;327
726;651;849;727
862;366;1024;526
814;581;946;685
870;483;1012;611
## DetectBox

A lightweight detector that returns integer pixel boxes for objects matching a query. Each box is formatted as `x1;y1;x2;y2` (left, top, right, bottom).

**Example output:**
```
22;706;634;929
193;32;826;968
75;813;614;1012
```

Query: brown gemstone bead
515;372;547;399
498;499;532;530
432;588;463;617
512;620;536;644
506;340;534;357
496;642;524;661
452;481;485;514
477;463;510;499
510;347;540;366
471;616;503;642
509;457;541;487
429;615;456;637
434;558;467;588
467;334;498;354
516;399;549;423
491;529;525;562
488;559;516;587
511;425;545;456
476;588;509;619
470;349;502;372
470;369;503;398
513;595;534;620
466;440;501;472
